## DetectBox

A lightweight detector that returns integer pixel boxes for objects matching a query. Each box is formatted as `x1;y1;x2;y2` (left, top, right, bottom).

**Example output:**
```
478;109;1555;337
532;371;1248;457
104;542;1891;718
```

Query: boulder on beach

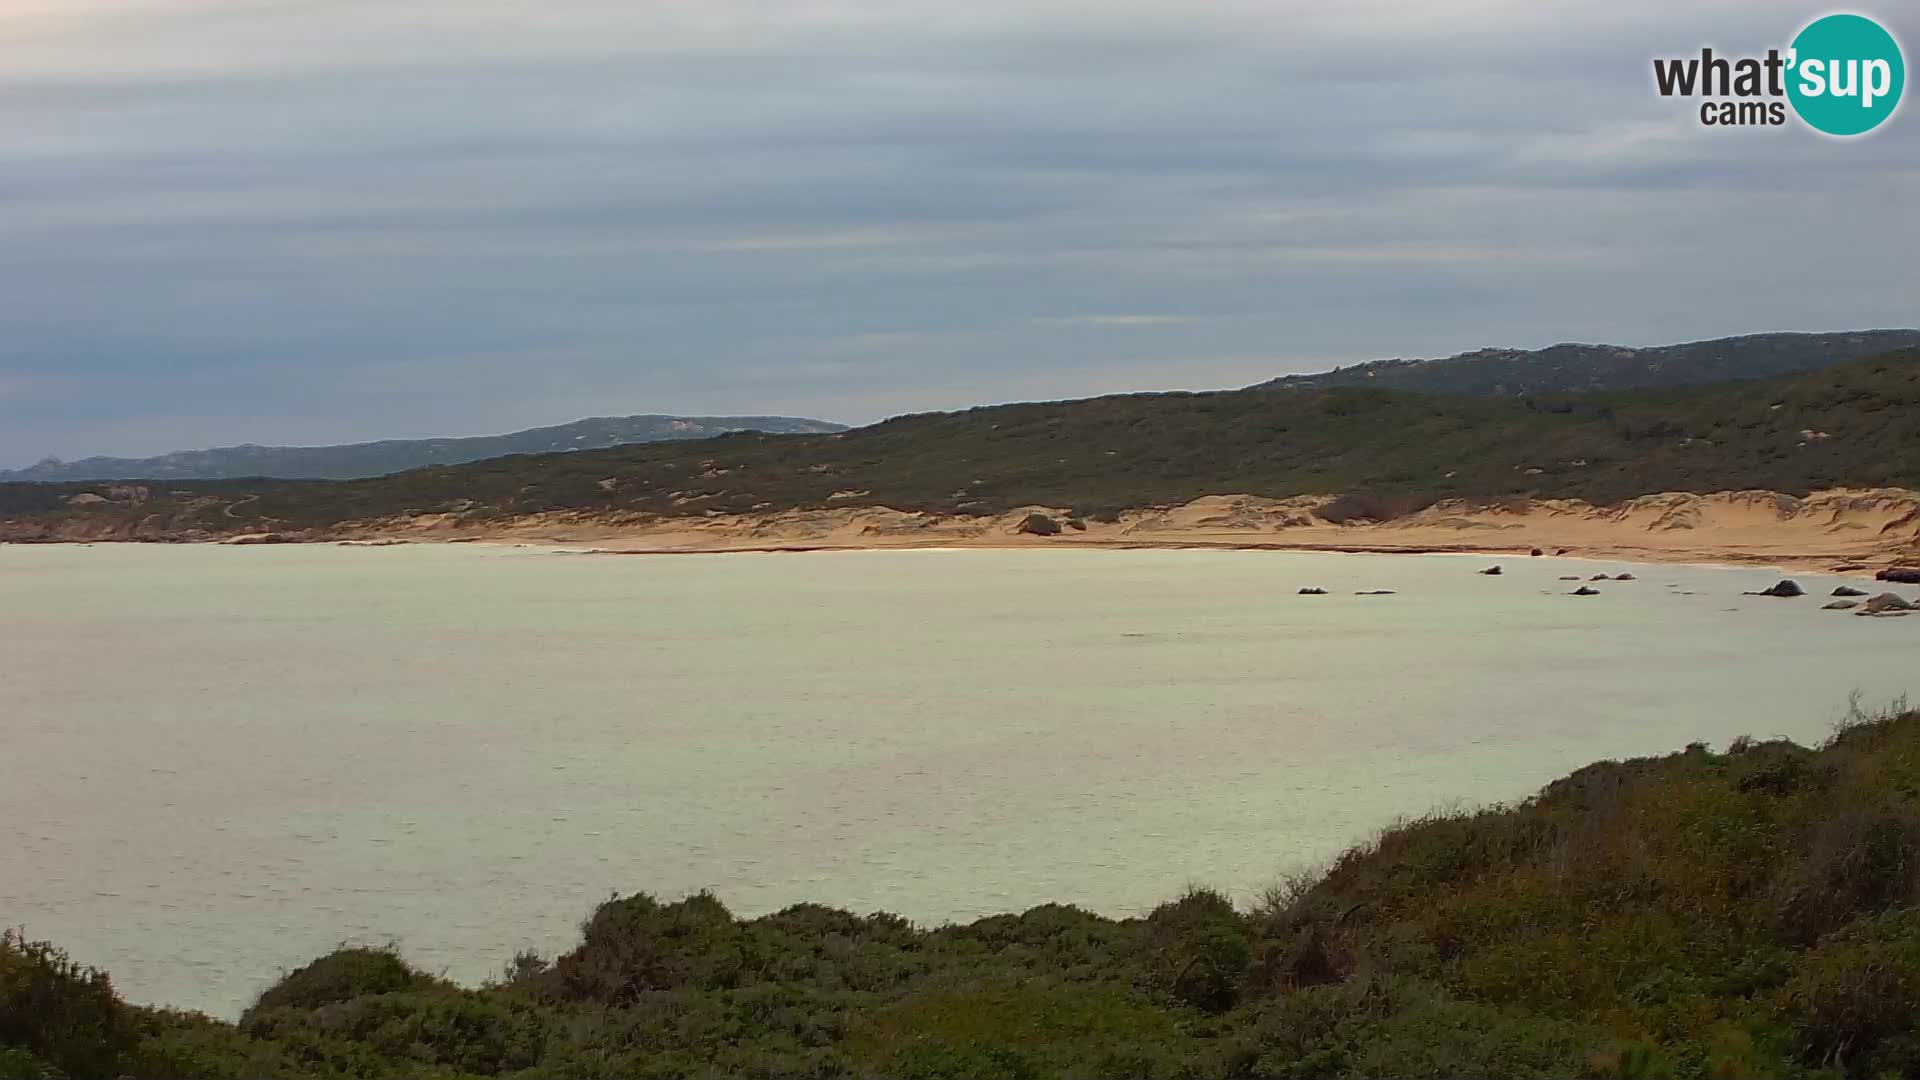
1529;548;1543;557
1746;580;1804;598
1479;565;1503;576
1571;586;1601;596
1877;567;1920;584
1832;586;1869;597
1859;593;1918;616
1298;587;1328;595
1824;600;1862;610
1016;513;1062;537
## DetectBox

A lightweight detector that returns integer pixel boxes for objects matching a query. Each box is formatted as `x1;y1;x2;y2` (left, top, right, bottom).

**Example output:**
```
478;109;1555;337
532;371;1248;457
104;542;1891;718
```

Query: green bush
0;931;136;1080
246;945;434;1017
16;706;1920;1079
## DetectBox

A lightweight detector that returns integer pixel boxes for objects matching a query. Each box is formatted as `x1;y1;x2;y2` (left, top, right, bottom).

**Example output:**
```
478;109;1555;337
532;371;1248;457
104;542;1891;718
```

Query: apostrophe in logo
1786;14;1905;136
1652;13;1905;136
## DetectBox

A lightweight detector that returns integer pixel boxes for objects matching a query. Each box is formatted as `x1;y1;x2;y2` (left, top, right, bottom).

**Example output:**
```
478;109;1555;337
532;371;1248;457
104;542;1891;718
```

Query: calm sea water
2;543;1914;1017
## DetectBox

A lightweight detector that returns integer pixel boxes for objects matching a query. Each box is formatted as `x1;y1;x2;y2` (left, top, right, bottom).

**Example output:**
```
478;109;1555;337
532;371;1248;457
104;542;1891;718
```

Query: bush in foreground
12;706;1920;1078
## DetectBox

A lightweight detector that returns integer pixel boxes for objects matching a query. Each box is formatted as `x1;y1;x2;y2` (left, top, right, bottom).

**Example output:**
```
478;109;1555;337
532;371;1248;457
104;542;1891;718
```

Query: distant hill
6;347;1919;538
1252;330;1920;396
0;415;848;482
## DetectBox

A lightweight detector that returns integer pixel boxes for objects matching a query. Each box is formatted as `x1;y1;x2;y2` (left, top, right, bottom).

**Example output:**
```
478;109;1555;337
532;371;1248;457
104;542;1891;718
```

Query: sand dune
343;488;1920;571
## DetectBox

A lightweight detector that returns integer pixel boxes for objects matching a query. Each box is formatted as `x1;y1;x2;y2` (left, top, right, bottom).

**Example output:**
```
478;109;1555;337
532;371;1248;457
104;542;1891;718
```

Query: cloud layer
1;0;1914;462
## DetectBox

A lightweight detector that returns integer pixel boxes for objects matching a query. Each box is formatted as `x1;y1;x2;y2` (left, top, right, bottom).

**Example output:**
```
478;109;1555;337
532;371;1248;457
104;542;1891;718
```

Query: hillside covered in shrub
1249;331;1920;398
2;349;1918;539
10;704;1920;1079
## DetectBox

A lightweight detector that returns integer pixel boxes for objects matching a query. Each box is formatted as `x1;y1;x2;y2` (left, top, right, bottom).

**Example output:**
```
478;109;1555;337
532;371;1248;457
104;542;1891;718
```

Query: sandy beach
325;487;1920;572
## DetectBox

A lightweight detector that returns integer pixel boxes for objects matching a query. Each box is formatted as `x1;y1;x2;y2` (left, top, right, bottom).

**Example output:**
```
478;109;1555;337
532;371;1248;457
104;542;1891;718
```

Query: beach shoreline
7;487;1919;574
403;487;1920;574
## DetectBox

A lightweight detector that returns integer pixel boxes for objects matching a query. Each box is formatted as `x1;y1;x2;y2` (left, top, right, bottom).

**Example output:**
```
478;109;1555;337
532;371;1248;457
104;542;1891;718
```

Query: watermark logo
1653;12;1905;136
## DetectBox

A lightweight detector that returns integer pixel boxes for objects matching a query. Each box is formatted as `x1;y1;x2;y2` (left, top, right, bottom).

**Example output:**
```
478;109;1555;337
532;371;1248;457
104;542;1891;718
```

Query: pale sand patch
339;488;1920;573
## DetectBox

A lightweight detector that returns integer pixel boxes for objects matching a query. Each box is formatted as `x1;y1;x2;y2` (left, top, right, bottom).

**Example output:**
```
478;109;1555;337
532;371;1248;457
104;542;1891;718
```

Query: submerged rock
1558;575;1583;581
1478;565;1503;576
1859;593;1918;616
1746;580;1805;598
1354;590;1396;596
1824;600;1862;610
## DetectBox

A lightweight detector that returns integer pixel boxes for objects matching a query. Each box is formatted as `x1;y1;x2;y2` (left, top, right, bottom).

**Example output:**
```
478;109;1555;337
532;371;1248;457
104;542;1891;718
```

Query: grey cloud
0;0;1914;463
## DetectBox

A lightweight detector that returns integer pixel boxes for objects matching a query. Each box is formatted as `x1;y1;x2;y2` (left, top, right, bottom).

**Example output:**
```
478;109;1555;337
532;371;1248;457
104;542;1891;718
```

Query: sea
2;542;1913;1016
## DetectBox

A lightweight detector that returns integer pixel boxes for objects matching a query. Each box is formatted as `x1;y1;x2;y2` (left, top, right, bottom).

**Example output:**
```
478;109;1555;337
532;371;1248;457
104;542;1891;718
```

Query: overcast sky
1;0;1914;464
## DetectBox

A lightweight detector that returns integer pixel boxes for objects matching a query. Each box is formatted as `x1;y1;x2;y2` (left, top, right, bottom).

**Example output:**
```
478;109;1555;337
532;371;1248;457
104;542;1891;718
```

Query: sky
1;0;1915;465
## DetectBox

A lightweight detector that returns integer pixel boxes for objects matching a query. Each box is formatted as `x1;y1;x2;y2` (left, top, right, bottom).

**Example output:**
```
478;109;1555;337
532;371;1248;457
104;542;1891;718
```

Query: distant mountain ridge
1253;330;1920;396
0;414;848;482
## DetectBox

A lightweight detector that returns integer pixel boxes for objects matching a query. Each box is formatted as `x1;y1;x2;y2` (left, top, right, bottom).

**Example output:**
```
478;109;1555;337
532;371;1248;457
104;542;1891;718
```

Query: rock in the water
1614;573;1636;581
1558;575;1582;581
1832;586;1869;597
1877;567;1920;584
1354;589;1396;596
1746;579;1804;598
1824;600;1862;610
1572;586;1600;596
1590;574;1610;581
1859;593;1918;615
1298;587;1328;595
1478;565;1503;576
1016;513;1062;537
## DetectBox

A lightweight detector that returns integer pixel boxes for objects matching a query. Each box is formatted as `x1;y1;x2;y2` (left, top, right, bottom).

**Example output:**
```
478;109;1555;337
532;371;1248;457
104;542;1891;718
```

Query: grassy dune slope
2;350;1918;539
9;705;1920;1079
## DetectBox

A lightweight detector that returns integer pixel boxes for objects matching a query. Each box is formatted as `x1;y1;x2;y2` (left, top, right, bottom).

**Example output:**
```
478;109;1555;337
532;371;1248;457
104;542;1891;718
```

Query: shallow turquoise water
1;543;1913;1016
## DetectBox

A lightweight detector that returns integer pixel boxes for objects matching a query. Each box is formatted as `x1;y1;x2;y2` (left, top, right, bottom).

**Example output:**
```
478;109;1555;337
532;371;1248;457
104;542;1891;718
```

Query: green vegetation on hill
10;704;1920;1079
3;349;1919;537
1251;331;1920;397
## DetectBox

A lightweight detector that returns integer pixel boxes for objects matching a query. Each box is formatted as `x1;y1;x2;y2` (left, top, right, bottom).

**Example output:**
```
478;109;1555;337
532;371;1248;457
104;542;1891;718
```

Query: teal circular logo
1787;14;1905;136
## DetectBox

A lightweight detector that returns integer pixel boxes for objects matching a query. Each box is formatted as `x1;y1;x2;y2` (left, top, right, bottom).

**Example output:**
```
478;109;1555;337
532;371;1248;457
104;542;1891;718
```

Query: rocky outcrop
1859;593;1917;616
1016;513;1062;537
